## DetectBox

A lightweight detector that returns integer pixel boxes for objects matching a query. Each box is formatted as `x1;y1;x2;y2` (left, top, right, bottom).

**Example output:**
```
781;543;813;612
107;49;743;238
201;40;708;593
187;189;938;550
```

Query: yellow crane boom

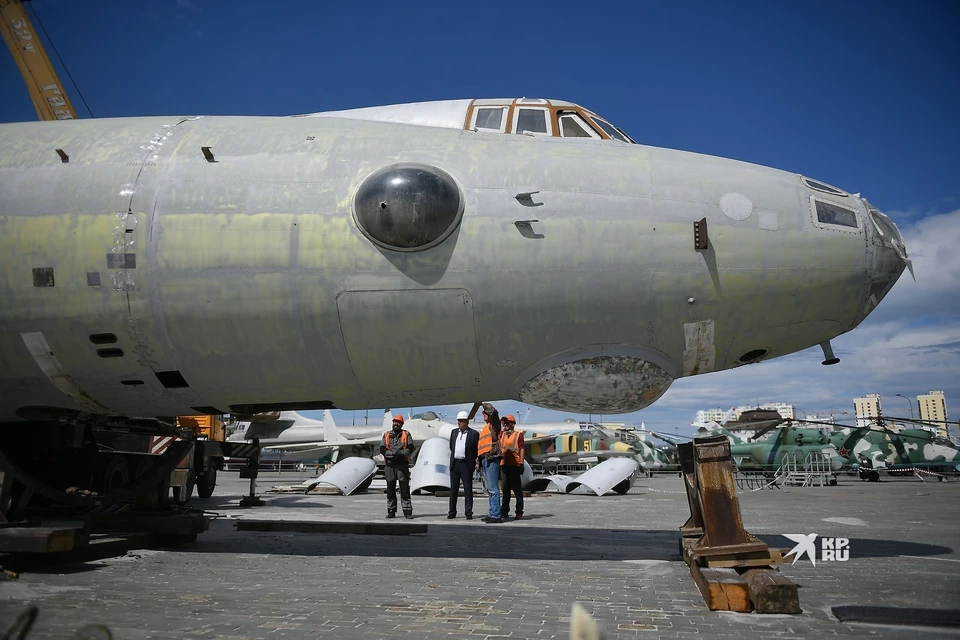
0;0;76;120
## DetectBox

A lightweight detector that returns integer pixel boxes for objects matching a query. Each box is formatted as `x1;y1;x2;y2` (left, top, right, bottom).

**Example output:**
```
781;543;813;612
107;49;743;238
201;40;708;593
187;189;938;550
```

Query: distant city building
854;394;882;428
917;390;949;438
693;408;735;425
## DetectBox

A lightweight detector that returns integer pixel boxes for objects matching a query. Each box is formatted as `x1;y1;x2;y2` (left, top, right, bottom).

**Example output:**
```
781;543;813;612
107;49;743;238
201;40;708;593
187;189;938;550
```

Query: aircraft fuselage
0;111;905;424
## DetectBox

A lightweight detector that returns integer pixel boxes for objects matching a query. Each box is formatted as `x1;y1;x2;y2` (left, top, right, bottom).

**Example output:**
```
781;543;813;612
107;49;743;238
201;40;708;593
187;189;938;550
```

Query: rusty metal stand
237;439;265;507
678;436;800;614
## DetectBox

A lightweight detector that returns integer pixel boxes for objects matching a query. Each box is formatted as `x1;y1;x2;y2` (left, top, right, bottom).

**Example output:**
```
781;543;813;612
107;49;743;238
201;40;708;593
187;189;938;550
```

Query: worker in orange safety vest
499;414;525;520
380;415;415;519
477;402;503;523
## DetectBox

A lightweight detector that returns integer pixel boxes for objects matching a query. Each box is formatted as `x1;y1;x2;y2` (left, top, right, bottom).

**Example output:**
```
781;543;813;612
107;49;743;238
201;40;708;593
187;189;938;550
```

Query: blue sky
2;1;958;436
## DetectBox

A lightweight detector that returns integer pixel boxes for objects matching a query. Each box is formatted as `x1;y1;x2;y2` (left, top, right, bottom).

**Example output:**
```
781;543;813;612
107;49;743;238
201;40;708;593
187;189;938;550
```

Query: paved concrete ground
2;471;959;639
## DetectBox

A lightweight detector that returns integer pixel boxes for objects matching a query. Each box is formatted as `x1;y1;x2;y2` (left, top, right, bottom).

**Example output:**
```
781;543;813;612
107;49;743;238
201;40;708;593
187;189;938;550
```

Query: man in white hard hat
448;410;479;519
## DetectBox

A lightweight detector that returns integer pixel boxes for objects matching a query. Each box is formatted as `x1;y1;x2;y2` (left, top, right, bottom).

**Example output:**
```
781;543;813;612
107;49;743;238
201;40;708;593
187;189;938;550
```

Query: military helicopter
698;412;960;481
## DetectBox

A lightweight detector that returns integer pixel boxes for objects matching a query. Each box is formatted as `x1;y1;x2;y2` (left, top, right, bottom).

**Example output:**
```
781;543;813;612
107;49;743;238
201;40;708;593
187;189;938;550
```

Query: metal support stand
677;442;703;539
678;435;800;614
687;436;769;562
238;438;265;507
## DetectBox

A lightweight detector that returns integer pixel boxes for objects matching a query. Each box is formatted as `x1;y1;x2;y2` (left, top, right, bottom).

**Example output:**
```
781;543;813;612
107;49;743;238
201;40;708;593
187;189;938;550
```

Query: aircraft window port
815;200;858;228
120;379;144;386
589;116;633;143
474;107;505;131
558;112;599;138
89;333;117;345
802;176;848;196
96;348;124;358
739;348;767;362
516;108;549;135
31;267;55;287
353;163;463;251
870;210;899;239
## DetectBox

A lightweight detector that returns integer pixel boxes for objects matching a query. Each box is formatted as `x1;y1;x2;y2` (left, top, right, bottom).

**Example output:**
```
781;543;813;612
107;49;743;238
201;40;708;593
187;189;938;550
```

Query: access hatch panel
337;289;483;393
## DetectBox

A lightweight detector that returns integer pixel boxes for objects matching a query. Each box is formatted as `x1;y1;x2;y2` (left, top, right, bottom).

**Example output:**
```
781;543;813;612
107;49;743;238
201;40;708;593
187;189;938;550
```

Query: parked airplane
0;97;908;506
229;409;389;445
526;424;668;473
256;410;457;463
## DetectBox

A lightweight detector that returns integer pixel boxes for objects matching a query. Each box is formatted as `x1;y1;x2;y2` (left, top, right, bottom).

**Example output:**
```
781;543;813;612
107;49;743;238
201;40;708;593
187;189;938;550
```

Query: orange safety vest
499;430;524;466
478;424;501;457
383;430;411;449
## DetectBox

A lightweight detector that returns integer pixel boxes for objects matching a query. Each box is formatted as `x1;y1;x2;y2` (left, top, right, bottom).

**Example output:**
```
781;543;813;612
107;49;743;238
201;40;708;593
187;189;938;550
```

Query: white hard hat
457;411;470;420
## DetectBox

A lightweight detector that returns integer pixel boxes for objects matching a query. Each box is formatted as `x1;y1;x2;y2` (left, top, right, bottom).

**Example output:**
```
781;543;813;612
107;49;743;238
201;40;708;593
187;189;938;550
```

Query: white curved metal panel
301;456;376;496
564;457;640;496
521;460;535;487
524;474;575;493
411;437;452;494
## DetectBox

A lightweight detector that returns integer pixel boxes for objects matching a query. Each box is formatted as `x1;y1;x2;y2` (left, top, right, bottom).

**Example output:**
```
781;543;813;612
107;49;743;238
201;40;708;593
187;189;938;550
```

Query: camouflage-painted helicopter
693;415;960;481
827;420;960;480
525;424;669;473
649;426;841;478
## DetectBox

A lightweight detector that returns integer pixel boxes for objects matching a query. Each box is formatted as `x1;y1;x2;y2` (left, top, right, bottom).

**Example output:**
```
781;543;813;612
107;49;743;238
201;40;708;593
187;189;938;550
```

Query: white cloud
867;208;960;323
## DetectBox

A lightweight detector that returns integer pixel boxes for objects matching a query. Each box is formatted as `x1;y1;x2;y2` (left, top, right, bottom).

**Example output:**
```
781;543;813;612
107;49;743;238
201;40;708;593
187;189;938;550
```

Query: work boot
386;512;396;519
514;514;523;520
404;513;414;520
484;518;502;524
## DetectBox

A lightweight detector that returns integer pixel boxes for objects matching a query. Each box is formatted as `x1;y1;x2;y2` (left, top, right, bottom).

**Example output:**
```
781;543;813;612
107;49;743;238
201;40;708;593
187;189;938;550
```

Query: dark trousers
385;464;412;515
501;465;523;517
448;459;474;517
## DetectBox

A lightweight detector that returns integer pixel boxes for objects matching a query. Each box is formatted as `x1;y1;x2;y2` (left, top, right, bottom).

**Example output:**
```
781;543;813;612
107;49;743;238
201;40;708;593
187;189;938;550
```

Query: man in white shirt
448;411;479;519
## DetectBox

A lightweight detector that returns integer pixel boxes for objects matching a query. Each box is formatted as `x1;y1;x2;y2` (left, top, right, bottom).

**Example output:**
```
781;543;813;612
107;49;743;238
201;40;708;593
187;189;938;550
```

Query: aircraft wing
577;450;635;460
523;434;559;445
263;441;336;453
264;433;378;454
648;431;686;447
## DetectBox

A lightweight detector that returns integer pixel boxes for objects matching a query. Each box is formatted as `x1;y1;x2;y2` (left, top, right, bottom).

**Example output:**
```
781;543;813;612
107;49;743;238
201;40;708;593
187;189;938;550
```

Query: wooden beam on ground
681;537;750;612
1;532;196;574
742;568;801;614
0;527;88;553
690;564;752;612
84;513;210;536
0;521;40;530
236;520;428;535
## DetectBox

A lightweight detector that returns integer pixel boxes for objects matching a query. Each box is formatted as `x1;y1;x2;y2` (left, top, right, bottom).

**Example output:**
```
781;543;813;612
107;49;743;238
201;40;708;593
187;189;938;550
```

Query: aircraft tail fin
323;410;344;442
382;410;392;431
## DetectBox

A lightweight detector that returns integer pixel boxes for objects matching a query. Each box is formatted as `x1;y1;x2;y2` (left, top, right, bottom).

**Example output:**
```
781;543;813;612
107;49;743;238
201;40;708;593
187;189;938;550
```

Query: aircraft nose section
858;200;909;322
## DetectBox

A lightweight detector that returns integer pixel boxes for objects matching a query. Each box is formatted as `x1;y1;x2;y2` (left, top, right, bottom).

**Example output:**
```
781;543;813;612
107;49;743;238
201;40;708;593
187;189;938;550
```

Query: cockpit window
869;209;897;239
815;200;858;228
590;116;634;143
802;176;848;196
515;108;550;135
558;111;599;138
473;107;505;132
